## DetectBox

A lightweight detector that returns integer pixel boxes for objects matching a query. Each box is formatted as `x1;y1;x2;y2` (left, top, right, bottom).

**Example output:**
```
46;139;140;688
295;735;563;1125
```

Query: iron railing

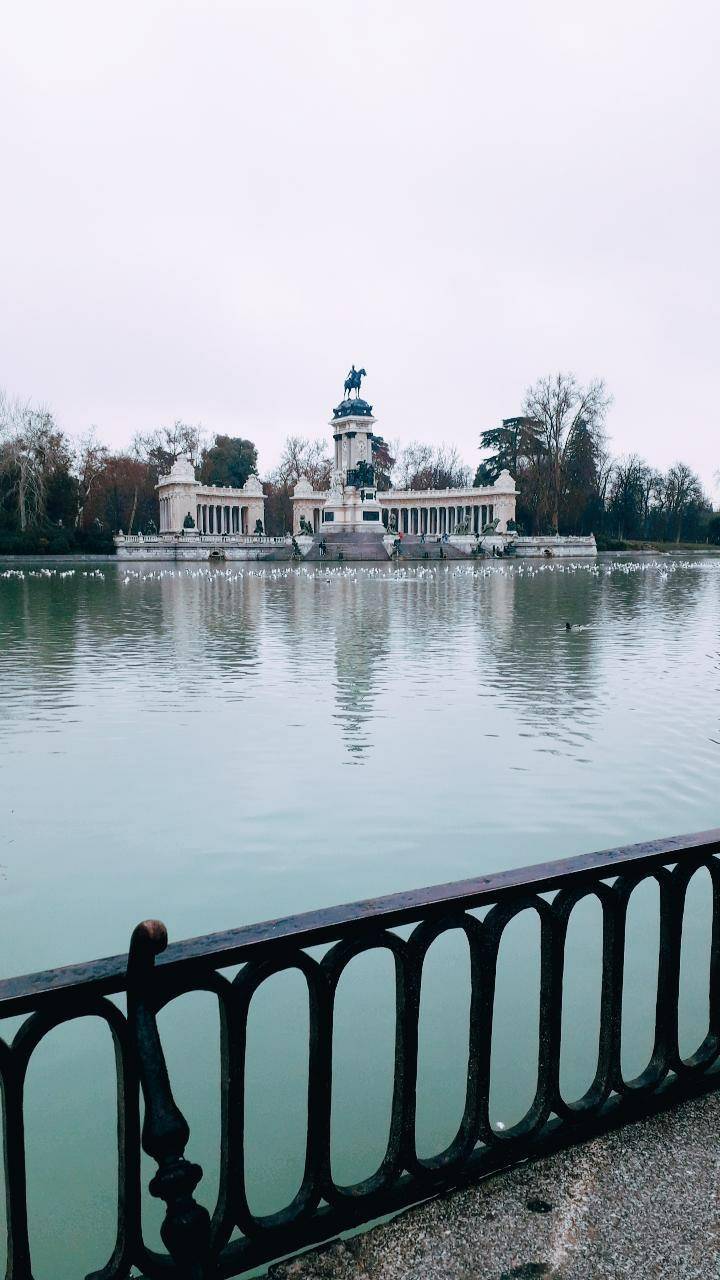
2;828;720;1279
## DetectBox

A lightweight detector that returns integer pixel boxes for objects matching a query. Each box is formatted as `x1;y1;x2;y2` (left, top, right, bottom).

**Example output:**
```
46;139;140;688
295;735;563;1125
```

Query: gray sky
2;0;718;492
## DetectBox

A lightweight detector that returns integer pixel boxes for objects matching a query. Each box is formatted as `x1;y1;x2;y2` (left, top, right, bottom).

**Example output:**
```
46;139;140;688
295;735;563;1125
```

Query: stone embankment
272;1091;720;1280
114;532;598;562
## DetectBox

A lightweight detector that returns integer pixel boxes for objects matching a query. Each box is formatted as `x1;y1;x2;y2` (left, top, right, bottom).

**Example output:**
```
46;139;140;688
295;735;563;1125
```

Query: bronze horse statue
344;366;366;398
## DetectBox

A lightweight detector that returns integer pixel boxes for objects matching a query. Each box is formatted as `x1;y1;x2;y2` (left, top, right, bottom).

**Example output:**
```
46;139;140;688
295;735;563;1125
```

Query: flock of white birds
0;559;717;586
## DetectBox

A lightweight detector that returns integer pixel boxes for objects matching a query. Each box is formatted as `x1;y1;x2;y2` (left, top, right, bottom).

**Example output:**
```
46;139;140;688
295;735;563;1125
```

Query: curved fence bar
0;828;719;1279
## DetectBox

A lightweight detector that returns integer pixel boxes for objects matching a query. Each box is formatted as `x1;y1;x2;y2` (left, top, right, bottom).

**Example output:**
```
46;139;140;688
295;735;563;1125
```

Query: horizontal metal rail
1;828;720;1279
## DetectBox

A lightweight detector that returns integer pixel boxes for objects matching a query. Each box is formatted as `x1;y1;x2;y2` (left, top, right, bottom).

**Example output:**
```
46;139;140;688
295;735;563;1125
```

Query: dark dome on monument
333;365;373;418
333;397;374;419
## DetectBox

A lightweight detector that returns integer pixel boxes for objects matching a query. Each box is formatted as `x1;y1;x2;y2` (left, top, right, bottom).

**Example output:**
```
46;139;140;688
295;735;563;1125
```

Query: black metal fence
1;828;719;1279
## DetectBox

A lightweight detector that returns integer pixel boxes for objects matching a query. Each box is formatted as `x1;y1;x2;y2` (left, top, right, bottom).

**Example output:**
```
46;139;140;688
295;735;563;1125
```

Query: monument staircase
304;530;390;562
393;535;470;561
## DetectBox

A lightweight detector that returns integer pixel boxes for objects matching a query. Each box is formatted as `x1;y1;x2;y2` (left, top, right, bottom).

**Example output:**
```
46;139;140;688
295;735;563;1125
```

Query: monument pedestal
320;401;385;536
321;486;384;534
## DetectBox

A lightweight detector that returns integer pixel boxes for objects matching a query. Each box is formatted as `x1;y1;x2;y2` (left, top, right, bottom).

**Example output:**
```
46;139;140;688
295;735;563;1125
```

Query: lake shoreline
1;546;719;567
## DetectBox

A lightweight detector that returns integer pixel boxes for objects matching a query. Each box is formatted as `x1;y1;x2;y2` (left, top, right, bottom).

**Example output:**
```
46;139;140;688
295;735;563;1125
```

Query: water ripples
0;555;719;945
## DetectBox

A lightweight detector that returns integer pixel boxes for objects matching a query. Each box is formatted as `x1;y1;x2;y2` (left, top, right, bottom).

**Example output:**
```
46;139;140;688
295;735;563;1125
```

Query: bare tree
393;442;471;490
523;373;611;534
393;442;432;489
272;436;333;491
74;429;109;528
132;421;206;474
661;462;705;542
0;397;65;531
0;388;31;449
639;466;663;539
608;455;649;540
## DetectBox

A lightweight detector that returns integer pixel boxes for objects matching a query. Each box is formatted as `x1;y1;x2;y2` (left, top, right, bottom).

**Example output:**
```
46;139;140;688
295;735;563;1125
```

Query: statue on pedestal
343;365;367;398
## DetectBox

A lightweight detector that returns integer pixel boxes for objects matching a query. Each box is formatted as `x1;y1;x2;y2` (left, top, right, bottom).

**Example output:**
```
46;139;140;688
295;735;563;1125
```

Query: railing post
127;920;213;1279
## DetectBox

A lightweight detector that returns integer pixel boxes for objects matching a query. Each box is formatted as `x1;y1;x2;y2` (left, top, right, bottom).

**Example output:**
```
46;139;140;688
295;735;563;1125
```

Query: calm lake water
1;554;719;1276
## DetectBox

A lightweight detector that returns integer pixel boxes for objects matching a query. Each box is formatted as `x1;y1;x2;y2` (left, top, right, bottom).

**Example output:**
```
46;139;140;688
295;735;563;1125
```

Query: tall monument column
320;367;384;534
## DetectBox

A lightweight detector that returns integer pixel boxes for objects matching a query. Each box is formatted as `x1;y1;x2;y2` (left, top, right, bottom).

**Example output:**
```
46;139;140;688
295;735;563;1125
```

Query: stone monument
320;367;384;534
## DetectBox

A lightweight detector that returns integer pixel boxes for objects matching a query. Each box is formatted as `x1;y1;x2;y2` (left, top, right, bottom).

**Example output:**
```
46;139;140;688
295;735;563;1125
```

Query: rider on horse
344;365;366;398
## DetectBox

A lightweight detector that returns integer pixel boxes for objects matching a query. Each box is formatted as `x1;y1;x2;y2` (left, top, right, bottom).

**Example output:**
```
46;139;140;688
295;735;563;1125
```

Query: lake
1;555;718;1276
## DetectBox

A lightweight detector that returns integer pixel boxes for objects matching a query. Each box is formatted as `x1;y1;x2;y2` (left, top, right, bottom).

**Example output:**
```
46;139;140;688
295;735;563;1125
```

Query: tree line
0;395;259;552
475;373;717;546
0;374;716;552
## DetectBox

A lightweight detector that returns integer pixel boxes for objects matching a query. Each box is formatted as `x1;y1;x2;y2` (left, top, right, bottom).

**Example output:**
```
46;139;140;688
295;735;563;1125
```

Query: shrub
595;534;627;552
0;525;116;555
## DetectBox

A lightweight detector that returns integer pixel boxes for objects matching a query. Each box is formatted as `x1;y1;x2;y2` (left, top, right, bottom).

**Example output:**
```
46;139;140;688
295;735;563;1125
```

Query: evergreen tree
200;435;258;488
474;417;541;486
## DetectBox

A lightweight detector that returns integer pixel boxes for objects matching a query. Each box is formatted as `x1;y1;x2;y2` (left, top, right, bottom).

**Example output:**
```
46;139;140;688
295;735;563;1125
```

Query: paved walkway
272;1092;720;1280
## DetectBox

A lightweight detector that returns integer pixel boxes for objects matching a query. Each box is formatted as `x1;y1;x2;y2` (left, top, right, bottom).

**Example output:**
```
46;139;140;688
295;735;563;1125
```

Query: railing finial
128;919;213;1278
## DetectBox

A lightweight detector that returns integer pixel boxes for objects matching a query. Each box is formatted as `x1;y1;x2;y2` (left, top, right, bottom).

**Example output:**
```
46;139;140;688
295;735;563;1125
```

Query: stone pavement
272;1092;720;1280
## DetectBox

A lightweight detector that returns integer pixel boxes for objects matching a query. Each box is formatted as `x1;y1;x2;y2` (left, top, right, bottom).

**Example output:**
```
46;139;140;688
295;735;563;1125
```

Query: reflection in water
331;577;391;758
2;558;720;932
1;556;720;1277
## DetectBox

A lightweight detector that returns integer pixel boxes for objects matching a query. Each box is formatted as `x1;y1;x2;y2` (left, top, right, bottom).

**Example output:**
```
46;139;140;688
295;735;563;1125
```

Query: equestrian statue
343;365;367;399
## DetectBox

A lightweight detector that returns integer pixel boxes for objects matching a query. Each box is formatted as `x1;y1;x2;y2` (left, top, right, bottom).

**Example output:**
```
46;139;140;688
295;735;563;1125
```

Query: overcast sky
1;0;718;491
